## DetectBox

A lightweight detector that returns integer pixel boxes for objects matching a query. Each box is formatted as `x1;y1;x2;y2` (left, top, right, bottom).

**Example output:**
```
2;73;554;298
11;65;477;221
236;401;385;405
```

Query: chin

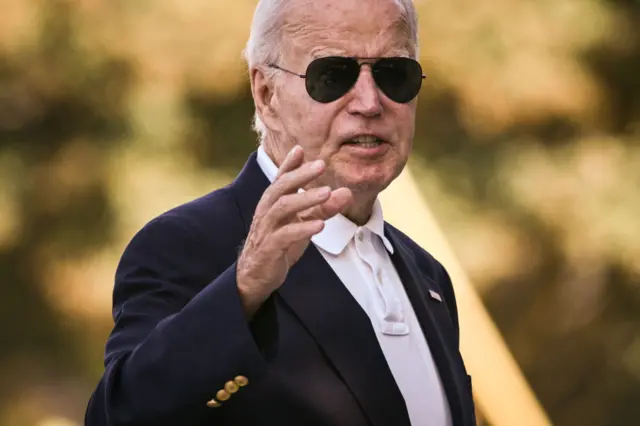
329;157;403;189
337;172;393;196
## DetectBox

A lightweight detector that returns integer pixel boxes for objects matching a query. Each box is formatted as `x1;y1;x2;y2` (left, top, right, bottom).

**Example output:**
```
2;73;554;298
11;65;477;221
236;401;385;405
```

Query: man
85;0;476;425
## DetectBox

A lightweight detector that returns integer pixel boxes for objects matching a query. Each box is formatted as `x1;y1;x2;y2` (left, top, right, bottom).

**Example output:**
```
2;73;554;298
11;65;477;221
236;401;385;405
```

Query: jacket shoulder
116;185;247;290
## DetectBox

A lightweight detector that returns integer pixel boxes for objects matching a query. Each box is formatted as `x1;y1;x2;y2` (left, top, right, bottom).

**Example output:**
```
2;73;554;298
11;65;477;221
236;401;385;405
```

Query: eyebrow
308;49;411;60
308;48;345;59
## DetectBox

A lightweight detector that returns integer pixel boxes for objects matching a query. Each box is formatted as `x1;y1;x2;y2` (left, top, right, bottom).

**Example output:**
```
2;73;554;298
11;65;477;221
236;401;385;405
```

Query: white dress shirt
256;146;452;426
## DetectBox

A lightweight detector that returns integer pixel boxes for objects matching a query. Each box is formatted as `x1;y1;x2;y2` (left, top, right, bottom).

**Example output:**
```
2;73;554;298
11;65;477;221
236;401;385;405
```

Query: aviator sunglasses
269;56;426;104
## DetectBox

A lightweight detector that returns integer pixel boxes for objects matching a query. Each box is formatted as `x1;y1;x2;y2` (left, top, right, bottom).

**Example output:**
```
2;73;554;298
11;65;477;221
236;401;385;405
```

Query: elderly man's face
258;0;417;213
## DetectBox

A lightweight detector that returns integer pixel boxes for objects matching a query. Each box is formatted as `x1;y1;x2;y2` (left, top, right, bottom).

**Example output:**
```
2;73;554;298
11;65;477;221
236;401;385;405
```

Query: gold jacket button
206;399;221;408
225;380;239;394
234;376;249;387
216;389;231;402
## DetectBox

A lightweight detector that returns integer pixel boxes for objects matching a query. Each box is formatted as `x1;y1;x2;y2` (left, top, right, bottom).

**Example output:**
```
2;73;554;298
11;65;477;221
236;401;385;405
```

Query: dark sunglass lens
305;57;360;103
373;58;423;103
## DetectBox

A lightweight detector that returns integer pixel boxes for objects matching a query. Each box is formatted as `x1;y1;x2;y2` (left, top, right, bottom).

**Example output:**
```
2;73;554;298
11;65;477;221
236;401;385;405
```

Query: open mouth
342;135;386;148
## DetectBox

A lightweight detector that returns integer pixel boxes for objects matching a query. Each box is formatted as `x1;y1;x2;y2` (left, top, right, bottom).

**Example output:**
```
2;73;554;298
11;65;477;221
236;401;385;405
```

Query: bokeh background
1;0;639;425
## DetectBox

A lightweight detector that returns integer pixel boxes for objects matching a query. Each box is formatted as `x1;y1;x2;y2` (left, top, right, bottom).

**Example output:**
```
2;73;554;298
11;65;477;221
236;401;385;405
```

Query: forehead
283;0;412;61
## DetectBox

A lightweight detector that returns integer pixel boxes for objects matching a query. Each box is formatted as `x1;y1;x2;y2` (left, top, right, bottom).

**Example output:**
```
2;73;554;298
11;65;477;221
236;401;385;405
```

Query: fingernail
312;160;325;171
318;186;331;197
289;145;300;157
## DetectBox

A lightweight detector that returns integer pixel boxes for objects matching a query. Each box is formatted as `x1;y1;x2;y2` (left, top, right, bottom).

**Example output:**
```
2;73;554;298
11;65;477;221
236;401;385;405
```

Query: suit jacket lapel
385;225;469;426
278;246;412;426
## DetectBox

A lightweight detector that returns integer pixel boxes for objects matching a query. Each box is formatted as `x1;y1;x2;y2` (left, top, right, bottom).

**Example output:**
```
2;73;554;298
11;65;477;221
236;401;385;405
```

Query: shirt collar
256;144;279;182
256;145;394;255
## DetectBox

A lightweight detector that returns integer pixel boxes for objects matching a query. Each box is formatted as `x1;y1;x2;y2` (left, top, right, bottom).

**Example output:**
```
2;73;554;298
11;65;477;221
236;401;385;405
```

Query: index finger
275;145;304;180
254;145;309;217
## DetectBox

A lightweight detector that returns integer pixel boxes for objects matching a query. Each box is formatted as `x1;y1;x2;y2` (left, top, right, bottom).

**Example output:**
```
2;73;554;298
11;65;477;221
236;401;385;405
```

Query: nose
346;66;382;117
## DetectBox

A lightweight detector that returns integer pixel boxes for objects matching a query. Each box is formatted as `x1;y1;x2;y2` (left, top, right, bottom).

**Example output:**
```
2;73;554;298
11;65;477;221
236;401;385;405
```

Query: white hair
242;0;420;143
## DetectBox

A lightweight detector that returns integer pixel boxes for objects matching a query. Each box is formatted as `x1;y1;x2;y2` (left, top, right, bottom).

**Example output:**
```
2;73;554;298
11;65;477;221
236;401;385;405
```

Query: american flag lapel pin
429;289;442;302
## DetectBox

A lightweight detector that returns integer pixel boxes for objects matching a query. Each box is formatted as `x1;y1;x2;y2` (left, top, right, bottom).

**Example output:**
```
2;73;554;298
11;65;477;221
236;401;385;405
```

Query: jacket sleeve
85;215;268;426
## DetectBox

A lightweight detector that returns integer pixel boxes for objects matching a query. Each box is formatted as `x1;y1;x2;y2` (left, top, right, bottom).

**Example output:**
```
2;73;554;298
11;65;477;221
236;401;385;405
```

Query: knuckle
296;209;311;222
273;173;292;190
306;188;323;200
273;195;291;213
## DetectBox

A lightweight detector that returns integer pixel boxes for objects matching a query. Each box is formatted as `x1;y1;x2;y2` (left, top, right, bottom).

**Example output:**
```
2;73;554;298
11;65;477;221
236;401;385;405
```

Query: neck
261;137;290;168
342;195;376;226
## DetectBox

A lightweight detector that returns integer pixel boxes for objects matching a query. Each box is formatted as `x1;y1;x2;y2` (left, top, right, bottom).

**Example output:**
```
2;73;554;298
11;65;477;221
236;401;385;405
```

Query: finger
254;146;307;216
266;219;325;253
265;186;332;228
274;145;304;180
260;159;326;210
273;159;325;195
298;187;353;221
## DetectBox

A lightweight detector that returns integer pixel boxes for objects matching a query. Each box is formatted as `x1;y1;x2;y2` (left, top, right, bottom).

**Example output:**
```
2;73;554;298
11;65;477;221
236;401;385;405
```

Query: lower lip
341;142;389;157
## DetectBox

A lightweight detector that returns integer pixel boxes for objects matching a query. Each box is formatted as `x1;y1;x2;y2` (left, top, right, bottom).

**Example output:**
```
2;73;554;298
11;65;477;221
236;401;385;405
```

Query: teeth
353;142;381;148
347;135;384;148
352;135;379;144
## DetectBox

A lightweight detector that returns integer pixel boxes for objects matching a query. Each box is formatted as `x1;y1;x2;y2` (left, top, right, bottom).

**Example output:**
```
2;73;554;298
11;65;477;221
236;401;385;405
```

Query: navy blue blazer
86;152;476;426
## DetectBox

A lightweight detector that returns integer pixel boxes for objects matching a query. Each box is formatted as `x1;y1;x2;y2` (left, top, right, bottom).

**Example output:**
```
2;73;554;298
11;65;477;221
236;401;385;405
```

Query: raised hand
236;146;352;318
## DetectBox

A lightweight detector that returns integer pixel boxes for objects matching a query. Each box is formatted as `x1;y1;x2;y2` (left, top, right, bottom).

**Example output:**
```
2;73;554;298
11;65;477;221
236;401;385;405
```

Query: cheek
394;106;416;149
278;84;312;127
289;107;337;152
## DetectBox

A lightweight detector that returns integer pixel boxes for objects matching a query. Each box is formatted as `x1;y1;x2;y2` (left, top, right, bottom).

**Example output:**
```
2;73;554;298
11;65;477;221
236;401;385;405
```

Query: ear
250;67;283;133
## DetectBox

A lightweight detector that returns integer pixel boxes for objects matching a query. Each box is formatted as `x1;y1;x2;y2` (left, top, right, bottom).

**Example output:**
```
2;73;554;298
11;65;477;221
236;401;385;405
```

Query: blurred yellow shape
37;416;78;426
